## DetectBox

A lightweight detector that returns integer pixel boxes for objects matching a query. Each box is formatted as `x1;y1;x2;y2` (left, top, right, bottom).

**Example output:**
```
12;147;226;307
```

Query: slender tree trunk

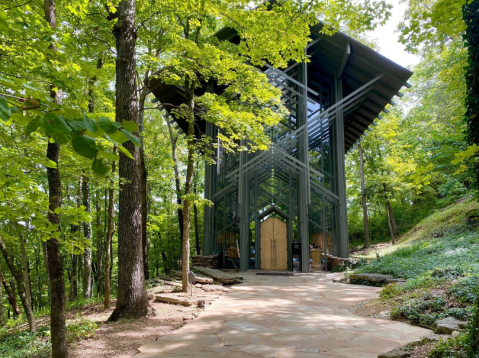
18;230;36;331
193;179;200;256
181;87;195;293
41;241;50;304
69;177;82;301
0;262;4;326
1;271;20;316
166;119;184;253
139;89;149;281
82;176;92;299
0;235;35;331
104;150;116;310
95;191;104;296
383;183;398;244
109;0;149;320
358;144;370;248
44;1;68;355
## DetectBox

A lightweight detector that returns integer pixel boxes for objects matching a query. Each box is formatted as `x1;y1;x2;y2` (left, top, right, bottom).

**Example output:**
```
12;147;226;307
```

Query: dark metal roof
148;24;412;151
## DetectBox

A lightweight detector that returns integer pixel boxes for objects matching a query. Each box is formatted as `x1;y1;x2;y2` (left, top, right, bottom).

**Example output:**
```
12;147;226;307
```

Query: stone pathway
135;272;431;358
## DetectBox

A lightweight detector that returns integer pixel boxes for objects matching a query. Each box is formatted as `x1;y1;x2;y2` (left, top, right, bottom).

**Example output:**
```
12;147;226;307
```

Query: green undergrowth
0;305;99;357
351;199;479;357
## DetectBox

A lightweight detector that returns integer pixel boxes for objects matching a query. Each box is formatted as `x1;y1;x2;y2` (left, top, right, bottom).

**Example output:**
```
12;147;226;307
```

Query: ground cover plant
352;200;479;357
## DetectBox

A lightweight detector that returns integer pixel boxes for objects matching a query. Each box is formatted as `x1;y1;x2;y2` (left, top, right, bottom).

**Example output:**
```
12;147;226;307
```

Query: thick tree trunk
0;235;36;331
358;144;370;248
166;119;184;254
82;176;92;299
0;271;20;316
109;0;149;321
104;152;116;310
181;87;195;293
18;230;36;331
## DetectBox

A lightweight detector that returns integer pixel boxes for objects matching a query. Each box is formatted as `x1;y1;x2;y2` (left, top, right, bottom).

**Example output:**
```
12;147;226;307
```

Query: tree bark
104;150;116;310
0;234;36;331
0;262;4;326
82;175;92;299
1;271;20;316
139;89;149;281
108;0;149;321
193;177;200;256
18;229;36;331
166;119;184;254
181;86;195;293
69;176;82;301
44;1;68;355
95;191;104;296
358;144;370;248
383;183;398;244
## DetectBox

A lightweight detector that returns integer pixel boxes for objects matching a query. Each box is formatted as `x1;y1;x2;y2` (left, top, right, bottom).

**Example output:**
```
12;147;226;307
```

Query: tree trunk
358;144;370;248
1;271;20;316
166;119;184;254
383;183;398;244
46;142;68;358
44;1;68;356
109;0;149;321
69;176;82;301
193;178;200;256
139;89;149;281
0;235;35;331
95;191;104;296
104;150;116;310
181;87;195;293
0;263;4;326
82;175;92;299
18;230;36;331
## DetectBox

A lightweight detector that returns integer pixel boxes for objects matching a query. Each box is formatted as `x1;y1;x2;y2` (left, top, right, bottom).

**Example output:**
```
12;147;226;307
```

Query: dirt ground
68;284;228;358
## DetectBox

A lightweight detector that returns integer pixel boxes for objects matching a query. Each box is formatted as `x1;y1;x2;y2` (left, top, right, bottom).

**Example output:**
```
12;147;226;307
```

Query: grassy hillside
350;199;479;357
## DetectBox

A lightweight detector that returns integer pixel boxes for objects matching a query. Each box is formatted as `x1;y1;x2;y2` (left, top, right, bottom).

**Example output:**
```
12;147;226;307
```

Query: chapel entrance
260;217;288;270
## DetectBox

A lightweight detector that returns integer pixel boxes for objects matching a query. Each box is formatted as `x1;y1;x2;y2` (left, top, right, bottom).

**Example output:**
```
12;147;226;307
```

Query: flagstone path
135;272;431;358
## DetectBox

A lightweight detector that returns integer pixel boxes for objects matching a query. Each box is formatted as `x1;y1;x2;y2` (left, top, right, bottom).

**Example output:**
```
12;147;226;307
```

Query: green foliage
429;331;472;358
66;319;97;342
449;275;479;304
391;295;447;326
0;327;51;358
380;283;404;299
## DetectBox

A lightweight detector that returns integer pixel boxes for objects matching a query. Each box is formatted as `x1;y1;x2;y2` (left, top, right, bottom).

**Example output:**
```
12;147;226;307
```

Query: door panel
260;218;287;270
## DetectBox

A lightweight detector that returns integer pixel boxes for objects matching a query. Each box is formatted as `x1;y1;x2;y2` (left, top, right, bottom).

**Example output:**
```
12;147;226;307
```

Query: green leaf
83;115;99;133
0;9;8;33
117;145;134;159
91;157;109;176
108;130;129;144
122;120;139;132
99;117;122;134
0;95;12;123
121;129;141;146
52;133;69;144
44;113;72;136
10;113;32;126
43;159;57;168
71;135;98;159
25;116;43;135
98;149;119;161
67;119;87;132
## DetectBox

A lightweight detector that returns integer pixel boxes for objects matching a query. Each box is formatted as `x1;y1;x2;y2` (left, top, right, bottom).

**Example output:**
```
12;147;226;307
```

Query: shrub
380;283;404;300
0;327;51;358
449;275;479;304
66;319;98;342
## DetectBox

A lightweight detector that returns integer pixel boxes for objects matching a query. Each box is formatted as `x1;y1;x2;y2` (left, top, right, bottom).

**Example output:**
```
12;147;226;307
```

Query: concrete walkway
136;272;431;358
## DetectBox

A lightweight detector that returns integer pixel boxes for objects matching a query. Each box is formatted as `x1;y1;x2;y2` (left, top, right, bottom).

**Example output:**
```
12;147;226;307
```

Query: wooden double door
260;218;288;270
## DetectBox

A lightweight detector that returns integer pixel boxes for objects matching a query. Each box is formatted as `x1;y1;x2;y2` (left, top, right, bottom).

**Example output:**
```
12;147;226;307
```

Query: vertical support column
203;121;215;255
238;142;249;271
334;75;349;258
298;60;310;273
